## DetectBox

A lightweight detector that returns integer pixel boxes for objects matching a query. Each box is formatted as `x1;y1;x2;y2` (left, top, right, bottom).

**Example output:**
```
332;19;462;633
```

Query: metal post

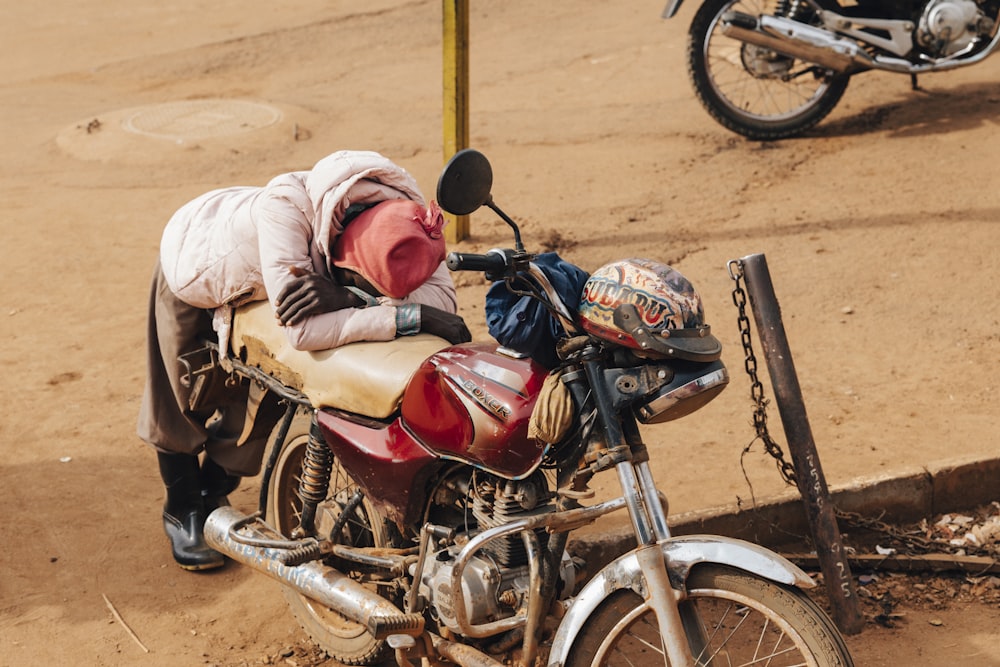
442;0;469;242
740;253;864;635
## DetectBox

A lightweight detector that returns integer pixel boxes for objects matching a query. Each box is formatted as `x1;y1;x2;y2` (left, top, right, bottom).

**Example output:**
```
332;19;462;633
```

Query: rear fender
546;535;815;666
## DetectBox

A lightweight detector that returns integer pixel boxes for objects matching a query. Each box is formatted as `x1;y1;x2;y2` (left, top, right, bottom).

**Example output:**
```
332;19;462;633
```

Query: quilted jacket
159;150;457;351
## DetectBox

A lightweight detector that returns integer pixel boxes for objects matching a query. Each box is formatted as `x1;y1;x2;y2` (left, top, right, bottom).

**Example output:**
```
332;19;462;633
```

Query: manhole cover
122;99;282;141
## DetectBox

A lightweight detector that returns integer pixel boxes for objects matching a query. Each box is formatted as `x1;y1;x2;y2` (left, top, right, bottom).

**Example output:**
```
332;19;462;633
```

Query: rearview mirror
436;149;493;216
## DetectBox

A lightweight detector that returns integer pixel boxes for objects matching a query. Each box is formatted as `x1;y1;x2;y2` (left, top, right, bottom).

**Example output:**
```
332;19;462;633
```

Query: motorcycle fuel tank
401;343;549;479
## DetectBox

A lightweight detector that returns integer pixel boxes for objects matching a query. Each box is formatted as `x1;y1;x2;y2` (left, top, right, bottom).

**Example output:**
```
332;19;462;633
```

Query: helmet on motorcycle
577;258;722;361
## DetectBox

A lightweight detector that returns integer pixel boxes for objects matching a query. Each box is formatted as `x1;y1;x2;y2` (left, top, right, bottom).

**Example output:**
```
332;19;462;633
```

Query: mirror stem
486;197;525;252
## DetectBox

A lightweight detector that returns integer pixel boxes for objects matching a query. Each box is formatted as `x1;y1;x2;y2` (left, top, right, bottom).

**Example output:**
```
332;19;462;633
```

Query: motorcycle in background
199;149;854;666
663;0;1000;139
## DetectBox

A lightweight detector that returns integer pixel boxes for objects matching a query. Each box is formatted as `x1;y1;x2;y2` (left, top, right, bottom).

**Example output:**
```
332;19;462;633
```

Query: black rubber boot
157;452;225;571
200;456;241;514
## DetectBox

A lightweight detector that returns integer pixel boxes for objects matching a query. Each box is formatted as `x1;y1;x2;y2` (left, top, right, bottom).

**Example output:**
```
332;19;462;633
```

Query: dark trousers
137;262;268;477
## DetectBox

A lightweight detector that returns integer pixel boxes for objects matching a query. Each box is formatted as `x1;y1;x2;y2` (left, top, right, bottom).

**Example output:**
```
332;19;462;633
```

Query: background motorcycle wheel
266;409;403;666
564;564;854;666
686;0;850;140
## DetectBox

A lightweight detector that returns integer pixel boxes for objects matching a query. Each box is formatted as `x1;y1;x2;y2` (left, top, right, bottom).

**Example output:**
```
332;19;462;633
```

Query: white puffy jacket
160;150;458;351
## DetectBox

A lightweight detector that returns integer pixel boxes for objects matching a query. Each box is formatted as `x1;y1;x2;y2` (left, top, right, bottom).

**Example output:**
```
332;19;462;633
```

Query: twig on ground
102;593;150;653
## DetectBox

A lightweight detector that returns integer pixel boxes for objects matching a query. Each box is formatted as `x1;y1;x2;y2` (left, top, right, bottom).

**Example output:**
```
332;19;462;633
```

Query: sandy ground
2;1;999;665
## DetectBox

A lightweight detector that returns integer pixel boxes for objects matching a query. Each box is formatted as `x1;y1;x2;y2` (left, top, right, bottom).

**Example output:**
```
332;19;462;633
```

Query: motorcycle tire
686;0;850;140
564;563;854;667
266;409;403;666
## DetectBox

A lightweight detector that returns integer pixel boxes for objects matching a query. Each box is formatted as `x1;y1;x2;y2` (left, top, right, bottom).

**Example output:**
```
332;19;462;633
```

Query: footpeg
368;613;425;640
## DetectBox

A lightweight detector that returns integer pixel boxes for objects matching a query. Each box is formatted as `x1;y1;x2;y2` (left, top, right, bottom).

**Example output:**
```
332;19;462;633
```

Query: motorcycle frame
211;267;821;667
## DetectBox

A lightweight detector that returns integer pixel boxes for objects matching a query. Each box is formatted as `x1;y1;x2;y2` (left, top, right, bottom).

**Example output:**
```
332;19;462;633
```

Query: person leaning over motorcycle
137;150;471;571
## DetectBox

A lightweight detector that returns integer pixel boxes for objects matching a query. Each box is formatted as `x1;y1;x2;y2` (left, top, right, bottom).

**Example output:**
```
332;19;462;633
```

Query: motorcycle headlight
634;359;729;424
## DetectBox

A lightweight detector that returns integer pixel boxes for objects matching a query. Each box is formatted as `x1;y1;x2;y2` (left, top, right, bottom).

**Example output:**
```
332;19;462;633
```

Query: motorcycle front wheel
266;409;401;666
687;0;850;140
565;564;854;666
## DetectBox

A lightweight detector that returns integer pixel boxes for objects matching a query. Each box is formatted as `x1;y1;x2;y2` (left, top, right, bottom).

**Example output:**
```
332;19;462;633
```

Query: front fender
546;535;815;666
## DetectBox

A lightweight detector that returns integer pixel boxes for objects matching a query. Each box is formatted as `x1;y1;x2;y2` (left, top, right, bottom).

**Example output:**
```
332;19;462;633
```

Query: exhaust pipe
204;506;423;640
720;12;873;73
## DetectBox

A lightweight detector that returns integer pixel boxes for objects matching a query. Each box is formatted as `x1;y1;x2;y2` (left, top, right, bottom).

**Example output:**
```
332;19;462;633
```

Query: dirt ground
2;1;999;665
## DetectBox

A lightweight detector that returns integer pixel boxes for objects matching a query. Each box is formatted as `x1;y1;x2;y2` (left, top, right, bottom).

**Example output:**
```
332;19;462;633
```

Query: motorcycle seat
230;301;451;419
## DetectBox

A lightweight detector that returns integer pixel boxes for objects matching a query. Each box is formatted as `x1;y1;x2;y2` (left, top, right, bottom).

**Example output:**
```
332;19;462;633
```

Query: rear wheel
687;0;850;140
565;564;853;666
266;410;399;665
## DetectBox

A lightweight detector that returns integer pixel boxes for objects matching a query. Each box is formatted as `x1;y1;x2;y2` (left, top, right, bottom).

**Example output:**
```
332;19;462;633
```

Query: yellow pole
442;0;470;243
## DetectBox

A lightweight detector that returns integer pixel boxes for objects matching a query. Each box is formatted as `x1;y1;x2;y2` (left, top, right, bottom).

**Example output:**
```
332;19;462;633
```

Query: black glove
274;267;360;326
419;305;472;345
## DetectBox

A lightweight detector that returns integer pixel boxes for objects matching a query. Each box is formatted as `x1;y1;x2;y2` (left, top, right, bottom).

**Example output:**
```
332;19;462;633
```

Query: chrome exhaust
204;506;423;640
720;12;873;73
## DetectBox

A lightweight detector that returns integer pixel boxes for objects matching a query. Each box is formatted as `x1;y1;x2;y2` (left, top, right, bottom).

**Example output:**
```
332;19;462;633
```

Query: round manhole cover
122;99;282;141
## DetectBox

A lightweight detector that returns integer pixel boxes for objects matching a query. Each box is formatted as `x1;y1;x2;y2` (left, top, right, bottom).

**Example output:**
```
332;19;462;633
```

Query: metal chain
835;508;1000;558
726;261;1000;564
833;509;936;554
727;261;1000;562
728;260;798;486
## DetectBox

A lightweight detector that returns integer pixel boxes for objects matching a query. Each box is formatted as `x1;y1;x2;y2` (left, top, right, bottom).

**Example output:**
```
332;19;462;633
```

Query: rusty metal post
740;253;865;635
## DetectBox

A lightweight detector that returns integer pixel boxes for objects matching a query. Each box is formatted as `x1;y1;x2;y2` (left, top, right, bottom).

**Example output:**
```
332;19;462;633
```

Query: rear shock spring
291;419;333;539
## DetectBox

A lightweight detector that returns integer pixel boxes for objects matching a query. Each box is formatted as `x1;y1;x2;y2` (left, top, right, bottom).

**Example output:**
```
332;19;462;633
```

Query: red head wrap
332;199;447;299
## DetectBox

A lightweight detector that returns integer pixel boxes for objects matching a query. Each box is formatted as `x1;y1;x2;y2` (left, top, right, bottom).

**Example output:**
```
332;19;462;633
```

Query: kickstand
910;73;921;91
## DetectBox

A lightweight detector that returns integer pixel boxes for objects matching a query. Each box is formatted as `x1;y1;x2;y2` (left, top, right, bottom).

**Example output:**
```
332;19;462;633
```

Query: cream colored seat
230;301;450;419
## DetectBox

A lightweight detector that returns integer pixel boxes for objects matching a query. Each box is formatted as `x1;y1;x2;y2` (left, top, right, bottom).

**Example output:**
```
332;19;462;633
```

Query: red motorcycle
202;150;853;666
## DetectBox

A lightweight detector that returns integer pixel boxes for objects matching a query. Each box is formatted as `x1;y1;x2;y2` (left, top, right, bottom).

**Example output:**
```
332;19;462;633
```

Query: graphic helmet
577;258;721;361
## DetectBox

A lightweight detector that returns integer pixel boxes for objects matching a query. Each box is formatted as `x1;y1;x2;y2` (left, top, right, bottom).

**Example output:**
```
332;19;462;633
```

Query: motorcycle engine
916;0;993;56
418;473;576;635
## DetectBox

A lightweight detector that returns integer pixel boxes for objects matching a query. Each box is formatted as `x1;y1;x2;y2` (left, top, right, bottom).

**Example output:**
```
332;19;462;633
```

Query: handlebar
447;248;579;336
445;249;511;275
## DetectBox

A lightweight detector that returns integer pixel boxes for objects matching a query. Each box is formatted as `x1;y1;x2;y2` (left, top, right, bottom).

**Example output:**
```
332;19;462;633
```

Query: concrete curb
573;455;1000;567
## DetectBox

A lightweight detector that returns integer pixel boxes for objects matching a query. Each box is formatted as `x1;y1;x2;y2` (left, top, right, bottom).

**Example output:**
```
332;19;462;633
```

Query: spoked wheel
566;564;854;666
266;409;400;665
687;0;850;140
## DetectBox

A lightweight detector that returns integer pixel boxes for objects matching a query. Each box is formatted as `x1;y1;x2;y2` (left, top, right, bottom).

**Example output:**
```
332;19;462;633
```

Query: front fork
616;458;698;665
582;358;697;665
